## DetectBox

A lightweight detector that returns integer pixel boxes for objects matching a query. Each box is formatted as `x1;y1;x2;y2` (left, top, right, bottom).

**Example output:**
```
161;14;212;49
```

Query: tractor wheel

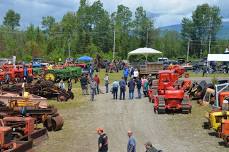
158;96;165;114
44;73;56;82
57;94;67;102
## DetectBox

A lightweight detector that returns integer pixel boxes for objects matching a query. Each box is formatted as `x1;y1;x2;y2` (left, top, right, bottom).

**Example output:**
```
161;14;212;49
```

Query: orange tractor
148;65;192;114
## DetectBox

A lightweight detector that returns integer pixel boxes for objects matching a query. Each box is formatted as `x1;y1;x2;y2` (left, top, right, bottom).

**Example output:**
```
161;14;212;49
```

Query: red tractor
152;70;192;114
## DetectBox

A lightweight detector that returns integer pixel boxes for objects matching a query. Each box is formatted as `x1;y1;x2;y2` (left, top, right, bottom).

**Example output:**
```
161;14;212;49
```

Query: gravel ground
34;86;228;152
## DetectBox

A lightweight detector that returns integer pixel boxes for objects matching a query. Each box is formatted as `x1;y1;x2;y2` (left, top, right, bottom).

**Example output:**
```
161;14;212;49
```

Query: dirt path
35;88;228;152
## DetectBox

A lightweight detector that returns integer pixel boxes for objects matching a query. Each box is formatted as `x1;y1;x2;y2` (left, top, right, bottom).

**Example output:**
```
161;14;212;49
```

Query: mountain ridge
159;21;229;39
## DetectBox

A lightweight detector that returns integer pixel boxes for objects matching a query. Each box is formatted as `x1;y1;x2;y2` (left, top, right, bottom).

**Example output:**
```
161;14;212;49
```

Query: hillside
159;21;229;39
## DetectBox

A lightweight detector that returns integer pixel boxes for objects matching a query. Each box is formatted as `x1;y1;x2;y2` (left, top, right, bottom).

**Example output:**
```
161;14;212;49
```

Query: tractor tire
44;73;56;82
43;115;63;131
57;94;67;102
158;96;165;114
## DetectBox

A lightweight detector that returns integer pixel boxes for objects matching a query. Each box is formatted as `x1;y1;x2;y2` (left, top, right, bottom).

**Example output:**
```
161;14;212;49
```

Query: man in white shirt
133;69;139;79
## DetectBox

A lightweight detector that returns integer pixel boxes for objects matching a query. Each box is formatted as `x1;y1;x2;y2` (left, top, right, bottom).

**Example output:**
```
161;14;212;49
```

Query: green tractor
44;67;82;82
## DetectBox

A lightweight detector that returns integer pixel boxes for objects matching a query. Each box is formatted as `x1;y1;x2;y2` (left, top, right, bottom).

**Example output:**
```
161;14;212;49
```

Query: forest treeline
0;0;228;61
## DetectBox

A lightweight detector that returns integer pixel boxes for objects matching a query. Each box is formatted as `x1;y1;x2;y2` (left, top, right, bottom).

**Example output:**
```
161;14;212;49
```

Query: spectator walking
127;130;136;152
89;64;94;79
119;77;126;100
128;78;135;100
130;67;134;78
94;74;100;94
133;69;139;79
136;78;142;99
97;128;108;152
90;79;97;101
67;79;72;91
142;77;149;97
112;80;119;100
123;67;129;83
104;73;109;93
80;74;88;95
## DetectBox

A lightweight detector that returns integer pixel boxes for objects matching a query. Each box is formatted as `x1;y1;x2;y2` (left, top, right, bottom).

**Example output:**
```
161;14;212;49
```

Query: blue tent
78;56;93;62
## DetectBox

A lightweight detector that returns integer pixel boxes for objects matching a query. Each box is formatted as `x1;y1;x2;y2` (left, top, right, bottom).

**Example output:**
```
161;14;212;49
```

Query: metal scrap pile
2;79;74;102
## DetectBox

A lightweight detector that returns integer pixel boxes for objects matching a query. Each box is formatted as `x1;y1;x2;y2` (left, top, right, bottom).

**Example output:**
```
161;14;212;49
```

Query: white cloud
0;0;227;28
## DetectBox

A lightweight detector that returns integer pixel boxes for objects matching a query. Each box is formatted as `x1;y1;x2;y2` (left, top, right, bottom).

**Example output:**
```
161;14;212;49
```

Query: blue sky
0;0;228;28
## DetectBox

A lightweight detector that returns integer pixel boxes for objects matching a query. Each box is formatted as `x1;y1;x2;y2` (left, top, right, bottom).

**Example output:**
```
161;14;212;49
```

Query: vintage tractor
203;83;229;138
148;65;191;102
0;117;47;142
44;66;82;82
0;95;64;132
7;99;64;131
153;70;192;114
0;126;33;152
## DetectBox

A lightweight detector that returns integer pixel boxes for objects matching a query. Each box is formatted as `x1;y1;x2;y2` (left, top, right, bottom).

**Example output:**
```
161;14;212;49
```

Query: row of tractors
0;63;83;84
147;65;229;146
0;92;64;151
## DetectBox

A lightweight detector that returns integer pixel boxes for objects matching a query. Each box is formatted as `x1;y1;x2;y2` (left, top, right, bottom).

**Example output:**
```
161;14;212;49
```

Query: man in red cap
97;128;108;152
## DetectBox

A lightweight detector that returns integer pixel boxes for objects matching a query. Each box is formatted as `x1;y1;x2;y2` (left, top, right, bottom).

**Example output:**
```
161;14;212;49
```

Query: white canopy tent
207;54;229;62
128;47;162;61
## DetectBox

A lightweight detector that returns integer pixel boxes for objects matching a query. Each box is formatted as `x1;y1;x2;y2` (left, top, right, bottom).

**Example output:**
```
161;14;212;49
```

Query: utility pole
68;33;71;58
187;39;190;62
146;28;149;47
208;34;211;54
113;28;116;60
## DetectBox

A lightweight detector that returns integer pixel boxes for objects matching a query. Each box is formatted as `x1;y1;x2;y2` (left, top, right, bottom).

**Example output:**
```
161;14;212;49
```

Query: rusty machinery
0;98;64;132
0;126;33;152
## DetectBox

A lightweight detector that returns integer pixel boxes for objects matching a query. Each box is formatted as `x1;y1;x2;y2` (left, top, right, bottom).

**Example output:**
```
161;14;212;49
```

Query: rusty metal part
43;115;64;131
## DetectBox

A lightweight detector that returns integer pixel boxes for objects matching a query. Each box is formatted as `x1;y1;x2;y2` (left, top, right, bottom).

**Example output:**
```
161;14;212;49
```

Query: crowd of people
78;65;161;151
79;65;154;102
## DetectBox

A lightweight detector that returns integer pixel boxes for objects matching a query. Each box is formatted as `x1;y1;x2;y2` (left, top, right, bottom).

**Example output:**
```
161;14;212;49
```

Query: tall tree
113;5;132;58
3;9;20;30
41;16;56;33
181;4;222;57
134;6;154;47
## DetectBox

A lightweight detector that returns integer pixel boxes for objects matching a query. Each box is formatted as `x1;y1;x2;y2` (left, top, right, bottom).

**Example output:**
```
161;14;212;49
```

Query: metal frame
214;83;229;108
